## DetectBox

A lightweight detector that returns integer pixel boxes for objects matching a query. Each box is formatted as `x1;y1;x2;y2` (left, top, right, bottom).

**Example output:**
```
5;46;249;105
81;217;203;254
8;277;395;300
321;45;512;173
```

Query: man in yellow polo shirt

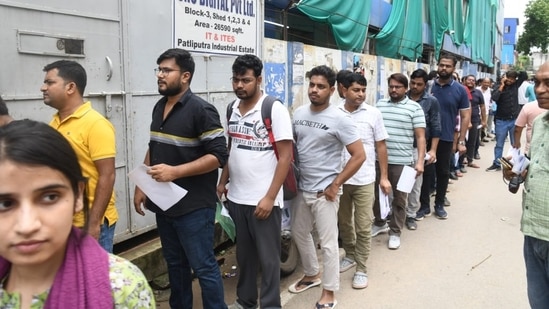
41;60;117;253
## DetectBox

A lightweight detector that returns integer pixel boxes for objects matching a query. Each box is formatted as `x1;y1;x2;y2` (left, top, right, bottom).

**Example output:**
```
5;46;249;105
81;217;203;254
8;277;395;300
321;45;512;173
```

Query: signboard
174;0;258;56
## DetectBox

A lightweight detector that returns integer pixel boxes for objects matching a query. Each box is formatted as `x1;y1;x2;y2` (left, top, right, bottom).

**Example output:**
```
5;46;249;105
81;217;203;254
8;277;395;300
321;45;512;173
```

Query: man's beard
234;87;257;101
438;71;451;79
159;83;182;96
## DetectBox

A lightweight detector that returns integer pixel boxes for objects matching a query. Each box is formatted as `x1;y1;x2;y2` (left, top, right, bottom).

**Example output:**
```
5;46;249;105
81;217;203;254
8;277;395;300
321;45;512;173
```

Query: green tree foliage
517;0;549;54
515;54;531;71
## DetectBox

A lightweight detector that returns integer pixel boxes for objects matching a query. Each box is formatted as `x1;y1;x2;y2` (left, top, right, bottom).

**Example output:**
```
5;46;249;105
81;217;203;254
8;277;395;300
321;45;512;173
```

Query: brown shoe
468;163;480;168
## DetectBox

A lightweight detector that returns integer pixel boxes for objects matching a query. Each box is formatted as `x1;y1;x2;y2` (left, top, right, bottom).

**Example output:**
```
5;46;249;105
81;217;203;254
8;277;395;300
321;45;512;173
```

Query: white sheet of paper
378;186;390;219
507;147;530;174
221;204;230;217
217;197;231;218
127;164;187;211
396;165;417;193
454;151;460;165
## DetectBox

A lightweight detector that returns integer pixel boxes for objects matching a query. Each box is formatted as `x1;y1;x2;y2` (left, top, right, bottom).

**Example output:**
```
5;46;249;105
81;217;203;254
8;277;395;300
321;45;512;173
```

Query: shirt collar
435;78;455;87
406;90;428;101
338;101;368;113
53;101;92;124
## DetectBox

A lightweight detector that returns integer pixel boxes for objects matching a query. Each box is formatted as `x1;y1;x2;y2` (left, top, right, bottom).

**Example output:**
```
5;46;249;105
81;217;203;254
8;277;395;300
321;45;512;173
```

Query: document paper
128;164;187;211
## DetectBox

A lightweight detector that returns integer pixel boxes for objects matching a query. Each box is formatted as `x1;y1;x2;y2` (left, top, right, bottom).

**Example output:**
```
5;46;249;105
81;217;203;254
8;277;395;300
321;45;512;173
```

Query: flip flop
315;300;337;309
288;277;321;293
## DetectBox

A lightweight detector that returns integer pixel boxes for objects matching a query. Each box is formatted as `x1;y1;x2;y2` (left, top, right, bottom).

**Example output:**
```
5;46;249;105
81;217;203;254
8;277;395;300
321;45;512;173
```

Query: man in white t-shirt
288;65;365;309
477;77;493;140
337;73;390;289
218;54;293;309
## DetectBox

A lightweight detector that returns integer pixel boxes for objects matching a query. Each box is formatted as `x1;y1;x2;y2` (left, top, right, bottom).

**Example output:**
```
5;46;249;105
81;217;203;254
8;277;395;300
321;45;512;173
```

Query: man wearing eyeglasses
133;48;228;309
218;54;293;309
372;73;426;250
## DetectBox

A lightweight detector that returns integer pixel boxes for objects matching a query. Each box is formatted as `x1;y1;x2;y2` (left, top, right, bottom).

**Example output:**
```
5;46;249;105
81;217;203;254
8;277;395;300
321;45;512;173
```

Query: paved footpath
157;140;529;308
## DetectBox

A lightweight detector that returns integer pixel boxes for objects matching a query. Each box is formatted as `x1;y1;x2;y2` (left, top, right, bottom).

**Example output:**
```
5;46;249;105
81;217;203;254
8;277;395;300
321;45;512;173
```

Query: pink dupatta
0;227;113;309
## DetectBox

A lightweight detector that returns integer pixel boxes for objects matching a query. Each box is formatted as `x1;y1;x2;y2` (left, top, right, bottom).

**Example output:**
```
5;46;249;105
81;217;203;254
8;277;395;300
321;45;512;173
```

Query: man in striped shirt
372;73;426;250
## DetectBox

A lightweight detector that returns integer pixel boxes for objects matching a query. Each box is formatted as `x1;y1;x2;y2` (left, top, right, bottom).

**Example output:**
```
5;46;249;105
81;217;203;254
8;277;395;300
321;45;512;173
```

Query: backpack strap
225;100;237;150
227;96;282;156
261;96;279;159
226;99;237;124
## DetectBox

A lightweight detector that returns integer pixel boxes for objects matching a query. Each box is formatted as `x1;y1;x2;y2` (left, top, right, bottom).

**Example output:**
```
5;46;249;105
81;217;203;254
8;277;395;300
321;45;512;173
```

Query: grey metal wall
0;0;238;242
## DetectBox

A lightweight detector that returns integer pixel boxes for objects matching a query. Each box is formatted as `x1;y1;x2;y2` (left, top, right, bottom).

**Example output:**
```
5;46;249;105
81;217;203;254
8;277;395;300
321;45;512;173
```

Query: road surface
157;140;529;308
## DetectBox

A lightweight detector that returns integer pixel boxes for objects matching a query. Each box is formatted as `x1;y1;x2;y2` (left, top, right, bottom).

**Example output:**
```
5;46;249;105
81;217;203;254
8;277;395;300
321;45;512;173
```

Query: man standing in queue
218;54;293;309
42;60;118;252
289;65;365;309
430;54;470;219
133;48;228;309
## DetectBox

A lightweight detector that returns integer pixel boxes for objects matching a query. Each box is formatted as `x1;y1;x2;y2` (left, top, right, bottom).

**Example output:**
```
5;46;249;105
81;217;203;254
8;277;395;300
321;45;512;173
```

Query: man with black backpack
217;54;293;309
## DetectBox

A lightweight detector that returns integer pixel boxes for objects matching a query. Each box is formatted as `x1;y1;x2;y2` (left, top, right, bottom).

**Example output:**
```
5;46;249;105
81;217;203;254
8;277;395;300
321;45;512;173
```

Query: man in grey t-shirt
288;65;365;309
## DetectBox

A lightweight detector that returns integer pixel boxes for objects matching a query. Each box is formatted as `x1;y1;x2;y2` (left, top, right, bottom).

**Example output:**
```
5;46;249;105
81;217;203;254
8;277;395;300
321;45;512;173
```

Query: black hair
232;54;263;77
505;70;518;79
438;53;458;66
410;69;429;83
388;73;408;88
0;96;8;116
309;65;336;87
157;48;196;83
43;60;87;96
344;72;367;88
0;119;90;233
465;74;476;81
337;70;353;88
428;71;438;80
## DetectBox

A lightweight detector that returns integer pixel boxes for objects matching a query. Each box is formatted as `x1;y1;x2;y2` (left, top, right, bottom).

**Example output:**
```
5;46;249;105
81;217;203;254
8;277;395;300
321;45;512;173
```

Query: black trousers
434;141;453;207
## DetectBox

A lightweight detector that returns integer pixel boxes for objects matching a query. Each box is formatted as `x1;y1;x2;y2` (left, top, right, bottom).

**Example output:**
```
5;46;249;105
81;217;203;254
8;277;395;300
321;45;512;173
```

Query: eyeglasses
231;77;255;85
154;68;181;76
388;85;404;89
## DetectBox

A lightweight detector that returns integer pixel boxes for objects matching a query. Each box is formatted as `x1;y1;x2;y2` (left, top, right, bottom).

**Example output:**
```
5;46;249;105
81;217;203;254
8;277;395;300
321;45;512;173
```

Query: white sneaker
339;257;357;273
228;302;245;309
388;235;400;250
352;272;368;289
371;223;389;237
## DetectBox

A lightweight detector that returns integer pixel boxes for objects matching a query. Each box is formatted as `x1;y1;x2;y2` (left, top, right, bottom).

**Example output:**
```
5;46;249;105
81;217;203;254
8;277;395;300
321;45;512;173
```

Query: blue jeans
156;208;226;309
493;118;516;166
98;219;116;253
524;236;549;308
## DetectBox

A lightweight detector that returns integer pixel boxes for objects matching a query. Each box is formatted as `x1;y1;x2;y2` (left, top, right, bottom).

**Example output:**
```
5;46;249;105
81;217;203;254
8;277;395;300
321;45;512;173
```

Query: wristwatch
458;141;465;146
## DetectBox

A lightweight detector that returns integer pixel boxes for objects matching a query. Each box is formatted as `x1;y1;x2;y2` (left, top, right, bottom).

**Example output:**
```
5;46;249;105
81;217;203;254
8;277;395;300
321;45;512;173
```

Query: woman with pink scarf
0;120;155;309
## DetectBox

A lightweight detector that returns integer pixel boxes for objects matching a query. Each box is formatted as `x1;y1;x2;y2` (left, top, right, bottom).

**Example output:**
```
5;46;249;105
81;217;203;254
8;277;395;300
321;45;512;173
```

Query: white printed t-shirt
226;94;293;207
338;102;388;186
293;104;360;192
